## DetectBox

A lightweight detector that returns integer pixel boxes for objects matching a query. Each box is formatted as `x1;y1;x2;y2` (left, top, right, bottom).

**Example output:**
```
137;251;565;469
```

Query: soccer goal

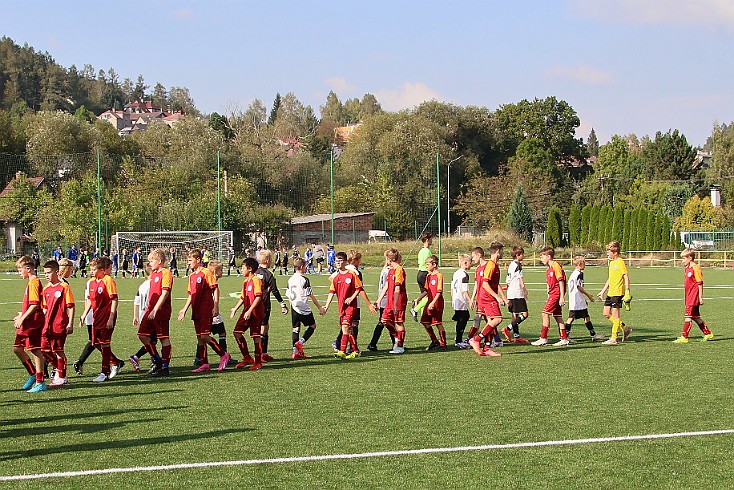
113;231;234;262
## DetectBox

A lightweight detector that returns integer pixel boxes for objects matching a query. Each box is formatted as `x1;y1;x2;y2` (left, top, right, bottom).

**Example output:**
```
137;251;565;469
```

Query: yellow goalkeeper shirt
607;257;628;296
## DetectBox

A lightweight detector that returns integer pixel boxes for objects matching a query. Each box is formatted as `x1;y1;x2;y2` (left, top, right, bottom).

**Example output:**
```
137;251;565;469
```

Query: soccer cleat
50;377;68;387
27;381;47;393
553;339;570;347
425;341;440;351
294;340;305;356
591;333;607;342
150;367;170;377
21;375;36;391
490;340;504;348
248;363;263;371
292;352;307;360
235;356;255;368
334;350;347;360
346;351;361;360
672;336;689;343
73;360;83;375
192;364;211;373
129;355;141;372
481;346;502;357
217;352;231;372
455;341;470;349
410;308;418;321
92;373;108;382
601;338;619;346
389;345;405;354
109;360;124;379
332;340;339;352
702;333;714;342
468;338;483;356
367;344;378;352
622;326;633;342
262;353;274;362
437;344;447;351
148;363;162;375
531;338;548;346
227;357;239;366
502;327;513;342
513;336;529;344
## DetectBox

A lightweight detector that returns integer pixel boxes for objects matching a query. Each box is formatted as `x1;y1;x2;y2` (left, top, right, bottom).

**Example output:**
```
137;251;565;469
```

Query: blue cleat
27;381;47;393
21;375;36;390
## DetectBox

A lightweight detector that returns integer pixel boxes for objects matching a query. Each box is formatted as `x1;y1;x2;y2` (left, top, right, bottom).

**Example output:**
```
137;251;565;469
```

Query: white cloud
545;64;616;85
324;77;358;95
374;82;443;111
572;0;734;33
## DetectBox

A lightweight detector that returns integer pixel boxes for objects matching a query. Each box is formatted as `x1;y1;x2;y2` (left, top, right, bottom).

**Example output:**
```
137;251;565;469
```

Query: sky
2;0;734;147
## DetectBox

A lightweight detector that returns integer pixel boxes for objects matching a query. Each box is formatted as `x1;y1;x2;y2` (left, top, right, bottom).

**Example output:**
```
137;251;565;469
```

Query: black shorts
211;322;226;335
262;309;271;325
292;311;316;328
452;310;470;322
508;298;528;314
316;257;324;263
604;296;623;308
417;271;428;293
569;309;589;320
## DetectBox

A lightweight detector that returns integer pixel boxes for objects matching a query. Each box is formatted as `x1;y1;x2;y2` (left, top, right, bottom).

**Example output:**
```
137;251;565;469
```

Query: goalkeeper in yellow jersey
597;240;632;345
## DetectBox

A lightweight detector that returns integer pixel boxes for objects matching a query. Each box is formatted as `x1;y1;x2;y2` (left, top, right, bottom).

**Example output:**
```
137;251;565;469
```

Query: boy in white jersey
128;265;156;371
502;246;529;343
565;257;605;341
288;258;325;359
451;254;472;345
367;256;393;351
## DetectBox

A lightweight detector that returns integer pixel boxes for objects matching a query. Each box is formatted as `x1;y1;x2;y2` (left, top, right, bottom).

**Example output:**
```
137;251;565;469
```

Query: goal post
112;231;234;263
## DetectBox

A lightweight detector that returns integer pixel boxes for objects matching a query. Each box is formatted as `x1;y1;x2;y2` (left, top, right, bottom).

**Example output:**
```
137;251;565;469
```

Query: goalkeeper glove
622;289;632;311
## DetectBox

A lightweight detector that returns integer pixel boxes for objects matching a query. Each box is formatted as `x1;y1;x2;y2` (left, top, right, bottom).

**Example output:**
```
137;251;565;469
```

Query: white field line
1;429;732;482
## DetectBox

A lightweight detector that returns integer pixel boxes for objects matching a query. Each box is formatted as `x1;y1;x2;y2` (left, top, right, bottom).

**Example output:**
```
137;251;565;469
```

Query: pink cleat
217;352;231;372
192;364;210;373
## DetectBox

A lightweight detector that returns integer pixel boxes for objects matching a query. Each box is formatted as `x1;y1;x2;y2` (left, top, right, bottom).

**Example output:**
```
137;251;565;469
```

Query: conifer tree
546;207;563;248
507;185;534;243
569;204;581;247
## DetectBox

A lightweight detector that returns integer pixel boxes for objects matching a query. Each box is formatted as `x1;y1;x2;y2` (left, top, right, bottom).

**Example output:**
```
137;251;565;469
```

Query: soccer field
0;265;732;488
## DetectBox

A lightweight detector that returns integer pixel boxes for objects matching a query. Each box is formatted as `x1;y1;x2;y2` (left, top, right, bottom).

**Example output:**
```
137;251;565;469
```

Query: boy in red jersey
41;260;75;387
673;248;714;343
78;257;123;382
467;242;505;357
178;250;230;373
457;247;487;349
14;255;46;392
138;248;174;376
230;257;265;370
413;255;447;351
531;246;568;346
324;251;374;359
376;248;407;354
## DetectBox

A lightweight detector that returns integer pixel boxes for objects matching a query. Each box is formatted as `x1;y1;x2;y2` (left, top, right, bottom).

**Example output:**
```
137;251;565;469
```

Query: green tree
642;129;697;181
587;128;599;157
580;204;591;245
568;204;581;246
507;185;534;242
546;207;563;247
268;92;281;126
0;172;52;235
612;205;624;244
587;204;600;245
622;209;632;251
674;195;734;230
636;208;648;250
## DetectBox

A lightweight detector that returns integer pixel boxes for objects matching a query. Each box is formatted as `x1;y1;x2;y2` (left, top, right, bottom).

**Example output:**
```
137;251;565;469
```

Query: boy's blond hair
606;241;621;254
385;248;400;263
149;247;168;264
89;257;105;269
458;253;471;264
208;260;223;273
15;255;35;269
347;249;362;264
573;255;586;267
681;248;695;259
257;249;272;264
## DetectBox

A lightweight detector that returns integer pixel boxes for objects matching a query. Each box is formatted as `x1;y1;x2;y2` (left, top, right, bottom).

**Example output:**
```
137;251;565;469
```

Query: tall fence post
96;149;102;252
330;151;334;245
436;153;442;266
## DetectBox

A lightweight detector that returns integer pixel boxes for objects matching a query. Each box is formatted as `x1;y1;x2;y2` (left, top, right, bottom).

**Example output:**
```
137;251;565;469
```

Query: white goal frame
113;230;234;263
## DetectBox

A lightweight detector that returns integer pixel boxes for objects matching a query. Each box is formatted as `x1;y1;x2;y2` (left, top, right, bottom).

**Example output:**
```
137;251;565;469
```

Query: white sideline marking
1;429;732;481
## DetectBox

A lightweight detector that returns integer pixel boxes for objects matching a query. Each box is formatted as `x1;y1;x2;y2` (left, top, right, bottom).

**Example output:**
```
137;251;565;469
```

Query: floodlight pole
217;151;222;232
330;150;335;245
96;149;102;251
436;153;441;266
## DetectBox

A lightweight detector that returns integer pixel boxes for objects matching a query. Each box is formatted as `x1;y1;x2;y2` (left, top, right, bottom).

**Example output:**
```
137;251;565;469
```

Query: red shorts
92;327;114;346
42;333;67;352
477;301;502;319
381;308;406;325
543;296;562;317
234;314;262;338
193;316;213;336
684;305;701;318
339;306;357;327
420;305;444;325
14;329;42;350
138;312;171;339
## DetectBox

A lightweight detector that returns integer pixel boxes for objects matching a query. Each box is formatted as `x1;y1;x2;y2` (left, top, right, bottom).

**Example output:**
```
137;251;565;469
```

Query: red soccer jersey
424;271;444;308
42;282;74;335
546;260;566;298
684;263;703;306
241;275;264;316
188;267;217;320
386;265;408;312
329;269;363;315
478;260;500;305
21;277;44;332
89;275;118;329
147;268;173;316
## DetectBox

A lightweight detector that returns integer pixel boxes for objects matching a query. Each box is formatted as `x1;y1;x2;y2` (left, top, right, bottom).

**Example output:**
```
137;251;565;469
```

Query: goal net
113;231;234;263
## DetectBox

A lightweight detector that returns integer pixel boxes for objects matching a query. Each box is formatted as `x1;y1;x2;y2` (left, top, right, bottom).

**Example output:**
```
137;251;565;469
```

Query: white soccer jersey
505;260;525;299
568;269;588;311
134;278;151;313
377;267;389;308
451;268;470;311
286;272;312;315
84;279;94;325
